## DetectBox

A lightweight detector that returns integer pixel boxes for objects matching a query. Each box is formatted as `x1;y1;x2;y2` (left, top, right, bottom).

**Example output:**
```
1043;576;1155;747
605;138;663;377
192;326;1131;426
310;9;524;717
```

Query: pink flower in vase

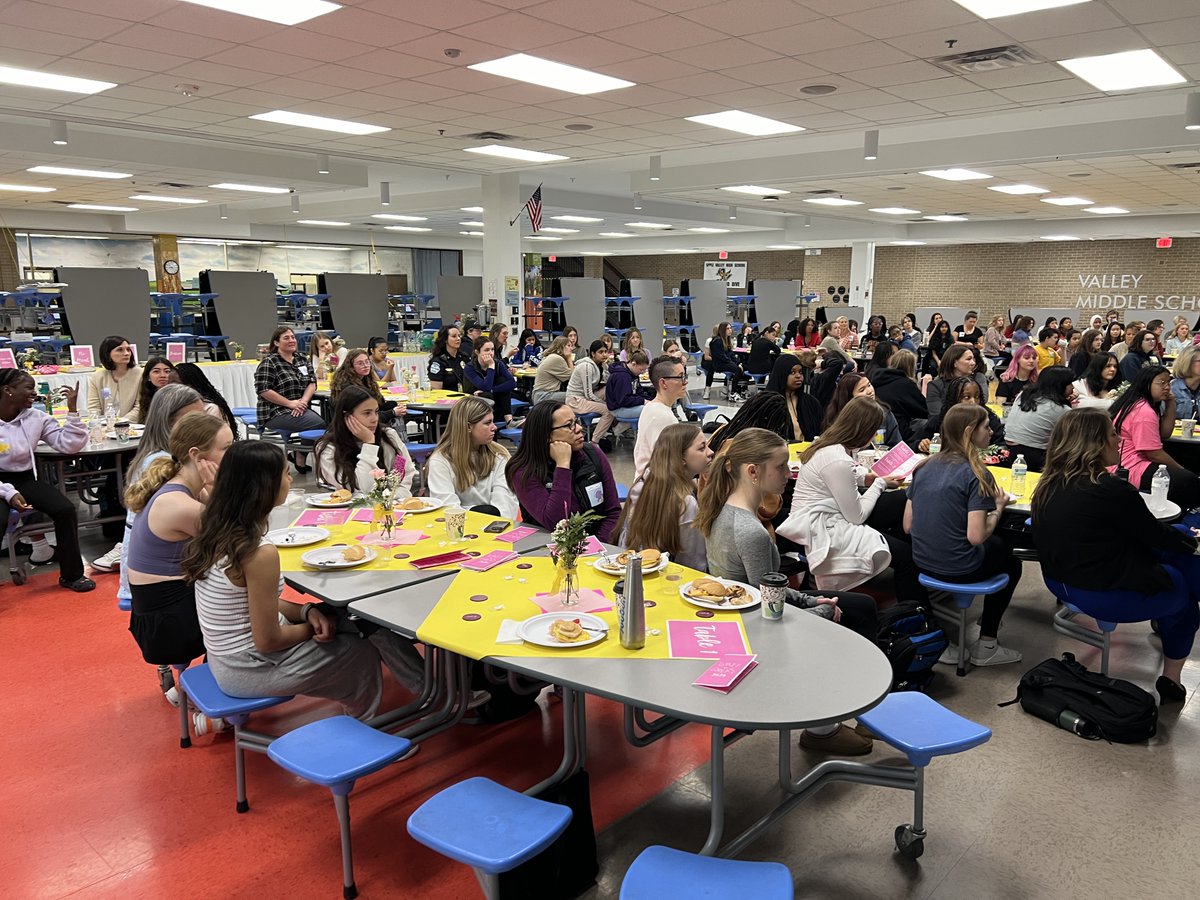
370;468;386;480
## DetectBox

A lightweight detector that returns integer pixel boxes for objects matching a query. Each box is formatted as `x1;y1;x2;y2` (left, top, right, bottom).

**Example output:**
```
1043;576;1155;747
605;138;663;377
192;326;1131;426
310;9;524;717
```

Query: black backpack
1000;652;1158;743
875;602;948;693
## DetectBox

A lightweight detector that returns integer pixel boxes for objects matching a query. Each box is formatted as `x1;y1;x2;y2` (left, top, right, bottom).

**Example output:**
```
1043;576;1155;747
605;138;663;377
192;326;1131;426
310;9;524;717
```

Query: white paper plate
679;577;762;611
592;551;669;576
300;545;376;569
105;423;145;438
518;612;608;649
304;492;356;508
395;498;444;514
265;526;330;548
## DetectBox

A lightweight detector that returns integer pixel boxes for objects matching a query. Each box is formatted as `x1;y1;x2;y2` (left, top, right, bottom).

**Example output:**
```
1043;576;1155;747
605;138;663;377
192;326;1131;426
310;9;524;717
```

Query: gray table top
37;438;137;456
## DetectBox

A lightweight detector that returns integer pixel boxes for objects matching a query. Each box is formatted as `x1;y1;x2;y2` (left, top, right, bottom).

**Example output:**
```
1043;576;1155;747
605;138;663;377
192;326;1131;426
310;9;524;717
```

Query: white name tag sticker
584;481;604;508
297;365;309;376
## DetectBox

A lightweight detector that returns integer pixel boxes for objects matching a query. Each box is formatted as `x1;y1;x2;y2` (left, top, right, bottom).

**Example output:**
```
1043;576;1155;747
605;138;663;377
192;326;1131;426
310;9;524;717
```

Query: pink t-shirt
1114;400;1162;486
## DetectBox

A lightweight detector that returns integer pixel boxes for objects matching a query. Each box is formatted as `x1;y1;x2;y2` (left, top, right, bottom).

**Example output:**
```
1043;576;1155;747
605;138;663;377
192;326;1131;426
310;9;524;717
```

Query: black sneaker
60;576;96;593
597;437;613;453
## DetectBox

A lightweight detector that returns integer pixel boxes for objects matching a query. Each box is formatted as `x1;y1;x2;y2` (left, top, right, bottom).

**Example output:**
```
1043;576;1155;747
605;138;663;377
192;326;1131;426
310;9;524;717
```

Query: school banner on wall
703;261;747;290
1074;271;1200;312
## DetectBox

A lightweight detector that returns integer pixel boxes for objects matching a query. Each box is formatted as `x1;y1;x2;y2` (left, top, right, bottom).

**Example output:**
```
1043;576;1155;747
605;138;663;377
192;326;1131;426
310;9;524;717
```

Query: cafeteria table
350;547;895;858
33;436;138;533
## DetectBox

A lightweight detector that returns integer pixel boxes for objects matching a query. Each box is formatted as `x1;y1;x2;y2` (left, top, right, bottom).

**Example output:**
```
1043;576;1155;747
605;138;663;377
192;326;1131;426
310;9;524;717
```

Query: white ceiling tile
1105;0;1200;26
917;91;1018;113
719;57;829;87
995;81;1101;103
1160;42;1200;66
249;30;374;64
824;88;904;111
251;77;352;103
678;0;821;37
595;107;664;125
37;0;176;20
1139;17;1200;46
529;0;662;28
748;98;842;119
301;65;398;92
853;60;949;88
1;0;129;40
361;0;502;29
297;7;435;45
539;95;627;115
704;86;801;108
438;92;521;114
790;110;870;129
991;4;1127;41
802;0;903;14
964;63;1076;90
884;22;1011;58
454;12;585;51
653;71;755;96
533;34;649;67
107;24;236;58
886;77;986;101
0;47;58;70
144;5;282;42
1023;27;1152;62
391;31;511;66
205;46;321;78
639;0;731;11
664;37;780;69
71;42;181;74
746;18;871;56
606;55;705;83
414;67;499;92
0;24;91;55
852;101;944;122
602;15;725;52
165;60;274;90
605;84;689;107
838;0;975;40
800;41;913;74
342;50;449;81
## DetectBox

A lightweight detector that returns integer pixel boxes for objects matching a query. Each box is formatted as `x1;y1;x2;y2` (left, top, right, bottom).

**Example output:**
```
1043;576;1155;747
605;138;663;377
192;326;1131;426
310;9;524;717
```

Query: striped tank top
195;539;286;657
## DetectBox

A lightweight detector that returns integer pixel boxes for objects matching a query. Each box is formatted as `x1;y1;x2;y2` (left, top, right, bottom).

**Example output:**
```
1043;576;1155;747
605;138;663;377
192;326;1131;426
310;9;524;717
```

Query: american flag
523;184;543;233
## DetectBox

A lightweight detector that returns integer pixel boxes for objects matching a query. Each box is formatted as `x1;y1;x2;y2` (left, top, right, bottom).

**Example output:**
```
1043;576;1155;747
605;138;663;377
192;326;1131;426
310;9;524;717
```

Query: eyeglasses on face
551;418;583;432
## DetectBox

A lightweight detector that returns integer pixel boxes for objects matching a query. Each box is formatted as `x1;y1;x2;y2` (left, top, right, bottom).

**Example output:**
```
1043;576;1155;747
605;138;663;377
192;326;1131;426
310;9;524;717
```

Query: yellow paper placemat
416;556;753;661
276;510;531;573
988;465;1040;503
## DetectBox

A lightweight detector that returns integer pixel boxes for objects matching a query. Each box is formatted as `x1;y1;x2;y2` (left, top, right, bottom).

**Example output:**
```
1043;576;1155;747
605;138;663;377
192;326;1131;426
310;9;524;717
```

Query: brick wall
603;249;805;292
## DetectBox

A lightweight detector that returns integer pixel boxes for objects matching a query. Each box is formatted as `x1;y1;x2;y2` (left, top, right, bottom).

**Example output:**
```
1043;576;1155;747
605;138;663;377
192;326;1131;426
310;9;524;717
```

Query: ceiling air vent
157;181;197;189
460;131;522;141
1166;162;1200;170
807;189;837;195
931;45;1040;76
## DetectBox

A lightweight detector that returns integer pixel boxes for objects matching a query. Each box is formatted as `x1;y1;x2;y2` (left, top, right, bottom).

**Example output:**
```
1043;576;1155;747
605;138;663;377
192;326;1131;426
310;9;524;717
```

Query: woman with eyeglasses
505;400;621;541
1111;365;1200;509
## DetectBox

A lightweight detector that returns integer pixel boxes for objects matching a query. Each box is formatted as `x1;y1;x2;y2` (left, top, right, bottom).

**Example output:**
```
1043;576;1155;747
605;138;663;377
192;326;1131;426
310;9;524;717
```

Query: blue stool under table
1044;577;1120;675
918;573;1009;677
407;776;572;899
269;716;414;899
621;845;793;899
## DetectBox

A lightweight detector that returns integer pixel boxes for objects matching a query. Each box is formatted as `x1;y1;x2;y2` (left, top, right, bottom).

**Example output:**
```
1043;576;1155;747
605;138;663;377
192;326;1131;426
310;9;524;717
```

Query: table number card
165;342;187;364
0;349;15;370
69;345;94;368
666;619;751;660
292;508;353;527
871;441;919;480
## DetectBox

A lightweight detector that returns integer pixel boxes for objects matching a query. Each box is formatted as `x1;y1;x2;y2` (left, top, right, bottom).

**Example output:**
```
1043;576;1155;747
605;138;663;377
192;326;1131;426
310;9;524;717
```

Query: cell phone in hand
483;520;511;534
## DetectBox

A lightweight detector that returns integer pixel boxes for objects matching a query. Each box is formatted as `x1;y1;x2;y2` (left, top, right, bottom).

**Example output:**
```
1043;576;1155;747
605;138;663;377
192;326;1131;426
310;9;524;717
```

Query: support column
0;228;21;291
482;174;523;344
152;234;181;293
849;241;875;319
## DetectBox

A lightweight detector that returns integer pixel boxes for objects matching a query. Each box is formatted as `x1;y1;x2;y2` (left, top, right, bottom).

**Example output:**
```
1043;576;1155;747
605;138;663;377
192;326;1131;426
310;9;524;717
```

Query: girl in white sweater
426;397;518;519
314;385;413;498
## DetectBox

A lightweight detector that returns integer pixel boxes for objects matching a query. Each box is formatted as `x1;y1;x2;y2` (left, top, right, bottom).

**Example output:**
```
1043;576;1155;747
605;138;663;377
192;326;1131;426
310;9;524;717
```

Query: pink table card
494;525;538;544
533;588;612;614
291;508;353;527
693;654;758;692
666;619;750;660
69;345;94;368
350;508;376;522
0;349;15;370
871;442;919;479
357;530;428;546
460;550;520;572
165;342;187;364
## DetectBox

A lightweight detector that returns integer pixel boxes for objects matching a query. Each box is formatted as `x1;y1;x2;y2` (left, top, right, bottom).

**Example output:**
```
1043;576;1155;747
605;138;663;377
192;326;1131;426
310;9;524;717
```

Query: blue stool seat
408;776;572;882
1044;577;1121;674
406;442;436;465
690;403;717;421
511;398;529;411
231;407;256;418
857;692;992;768
271;717;414;899
620;846;793;900
918;573;1009;676
295;429;325;441
499;427;522;444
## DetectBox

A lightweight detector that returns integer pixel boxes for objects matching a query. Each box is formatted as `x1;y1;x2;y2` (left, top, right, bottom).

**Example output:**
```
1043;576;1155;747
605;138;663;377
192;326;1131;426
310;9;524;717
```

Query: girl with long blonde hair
427;397;518;519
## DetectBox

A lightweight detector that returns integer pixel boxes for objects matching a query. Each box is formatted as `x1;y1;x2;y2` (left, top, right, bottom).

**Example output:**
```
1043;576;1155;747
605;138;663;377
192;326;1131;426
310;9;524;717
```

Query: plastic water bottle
87;418;105;448
101;387;118;429
618;553;646;651
1152;465;1170;509
1011;454;1028;498
928;432;941;455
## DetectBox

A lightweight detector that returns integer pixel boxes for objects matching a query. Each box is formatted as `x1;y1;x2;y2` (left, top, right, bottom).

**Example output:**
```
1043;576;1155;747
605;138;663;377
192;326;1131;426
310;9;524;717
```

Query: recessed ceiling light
579;251;613;256
869;207;920;215
805;197;863;206
460;231;484;236
278;244;350;251
688;227;730;233
685;110;804;136
1041;235;1081;241
0;63;115;95
1058;48;1185;92
0;183;55;193
468;53;634;95
599;232;634;237
385;225;433;232
130;195;207;204
372;214;428;222
551;215;603;223
459;221;486;227
67;204;138;211
799;84;837;95
464;145;569;163
249;110;389;135
461;207;484;213
988;184;1049;195
28;165;130;179
1041;196;1092;206
948;0;1090;19
721;185;791;196
625;222;672;229
210;182;289;194
920;168;992;181
924;214;968;221
539;226;580;234
296;219;351;226
1084;206;1128;214
178;0;341;26
891;240;927;245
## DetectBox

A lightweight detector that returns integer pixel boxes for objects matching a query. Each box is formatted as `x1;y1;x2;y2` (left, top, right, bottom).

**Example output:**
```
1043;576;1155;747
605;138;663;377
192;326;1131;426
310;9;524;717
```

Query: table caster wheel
10;567;27;585
895;824;925;859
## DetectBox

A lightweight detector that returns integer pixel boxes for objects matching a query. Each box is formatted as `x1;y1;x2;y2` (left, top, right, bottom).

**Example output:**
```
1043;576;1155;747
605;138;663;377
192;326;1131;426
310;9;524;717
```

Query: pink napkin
533;588;612;614
357;530;428;546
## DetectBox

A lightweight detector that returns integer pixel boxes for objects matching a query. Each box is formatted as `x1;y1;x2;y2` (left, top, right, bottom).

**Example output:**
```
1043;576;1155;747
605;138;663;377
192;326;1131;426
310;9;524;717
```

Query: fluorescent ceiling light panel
67;204;137;211
924;214;968;221
459;221;486;227
685;110;804;136
129;194;207;204
250;109;388;135
804;197;863;206
210;182;289;194
949;0;1090;18
920;168;992;181
688;227;730;233
0;63;115;95
1041;235;1081;240
296;219;351;226
551;215;603;223
539;226;580;234
1041;196;1092;206
721;185;790;196
525;236;561;241
1058;48;1185;92
891;240;927;245
1084;206;1128;214
599;232;634;237
988;184;1049;195
625;222;672;229
0;183;55;192
468;53;634;95
870;207;920;215
463;145;568;162
385;225;433;232
28;165;129;179
372;214;427;222
460;231;484;236
178;0;341;26
461;206;484;213
579;251;613;256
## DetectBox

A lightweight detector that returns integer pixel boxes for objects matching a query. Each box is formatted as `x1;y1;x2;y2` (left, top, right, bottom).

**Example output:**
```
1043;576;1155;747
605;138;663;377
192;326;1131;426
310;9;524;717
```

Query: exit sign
1157;237;1173;249
718;250;728;260
548;255;556;262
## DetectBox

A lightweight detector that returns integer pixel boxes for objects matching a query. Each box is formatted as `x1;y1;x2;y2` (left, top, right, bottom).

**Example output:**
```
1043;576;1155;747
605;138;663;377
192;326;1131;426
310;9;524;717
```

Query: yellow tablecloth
277;509;520;572
988;465;1040;505
788;441;812;463
417;556;752;661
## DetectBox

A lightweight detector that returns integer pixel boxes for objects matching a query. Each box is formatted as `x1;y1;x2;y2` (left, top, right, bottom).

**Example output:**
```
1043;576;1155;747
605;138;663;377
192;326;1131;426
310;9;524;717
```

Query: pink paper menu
494;525;537;544
292;508;353;527
871;441;919;479
666;619;750;660
693;654;758;692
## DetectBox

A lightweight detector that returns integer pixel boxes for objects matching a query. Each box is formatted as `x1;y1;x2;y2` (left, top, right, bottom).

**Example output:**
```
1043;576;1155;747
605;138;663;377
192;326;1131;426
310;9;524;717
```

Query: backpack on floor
875;602;948;693
1000;652;1157;743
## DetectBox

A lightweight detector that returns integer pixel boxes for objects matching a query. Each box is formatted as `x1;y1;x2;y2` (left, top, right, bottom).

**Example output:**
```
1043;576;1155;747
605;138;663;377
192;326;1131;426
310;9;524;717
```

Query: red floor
1;570;715;899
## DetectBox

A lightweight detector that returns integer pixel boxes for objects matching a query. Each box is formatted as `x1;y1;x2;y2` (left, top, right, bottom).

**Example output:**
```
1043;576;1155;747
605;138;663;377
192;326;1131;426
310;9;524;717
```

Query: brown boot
799;723;873;756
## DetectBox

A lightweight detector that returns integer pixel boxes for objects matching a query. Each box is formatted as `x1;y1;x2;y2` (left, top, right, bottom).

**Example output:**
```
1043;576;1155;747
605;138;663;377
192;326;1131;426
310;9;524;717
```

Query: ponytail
125;455;181;512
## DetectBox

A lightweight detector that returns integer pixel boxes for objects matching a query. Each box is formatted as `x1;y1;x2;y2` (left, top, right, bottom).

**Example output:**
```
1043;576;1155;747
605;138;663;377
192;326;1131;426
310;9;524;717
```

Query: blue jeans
611;406;642;423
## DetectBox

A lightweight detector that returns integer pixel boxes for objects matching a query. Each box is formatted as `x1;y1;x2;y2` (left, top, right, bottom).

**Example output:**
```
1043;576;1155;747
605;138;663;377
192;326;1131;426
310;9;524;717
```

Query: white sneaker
969;640;1023;667
702;387;710;399
192;712;228;736
938;643;962;665
92;542;123;572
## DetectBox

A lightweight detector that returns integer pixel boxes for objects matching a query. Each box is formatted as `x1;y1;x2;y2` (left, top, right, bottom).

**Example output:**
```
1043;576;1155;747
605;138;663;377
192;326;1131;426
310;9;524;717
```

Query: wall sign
1075;272;1200;312
703;260;747;290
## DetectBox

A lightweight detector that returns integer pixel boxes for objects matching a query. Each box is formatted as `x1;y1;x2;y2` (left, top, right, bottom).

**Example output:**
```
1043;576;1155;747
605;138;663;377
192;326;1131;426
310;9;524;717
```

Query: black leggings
1138;464;1200;511
788;590;878;642
925;535;1022;638
867;490;927;605
0;469;83;581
